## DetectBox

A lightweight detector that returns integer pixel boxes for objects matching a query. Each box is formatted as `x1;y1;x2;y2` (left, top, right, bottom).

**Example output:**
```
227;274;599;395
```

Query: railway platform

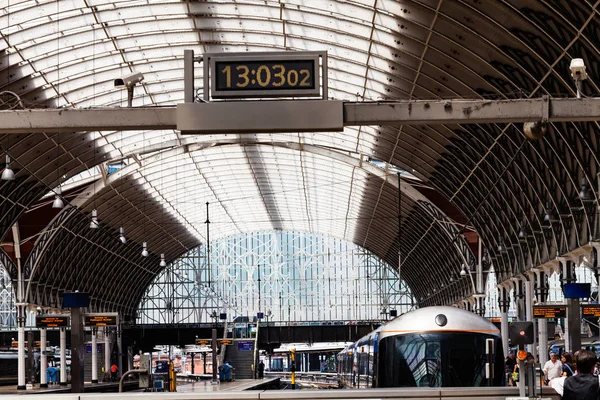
0;378;280;396
3;386;560;399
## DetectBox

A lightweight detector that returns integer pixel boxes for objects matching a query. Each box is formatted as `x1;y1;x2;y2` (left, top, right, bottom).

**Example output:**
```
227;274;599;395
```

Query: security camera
569;58;587;80
114;72;144;87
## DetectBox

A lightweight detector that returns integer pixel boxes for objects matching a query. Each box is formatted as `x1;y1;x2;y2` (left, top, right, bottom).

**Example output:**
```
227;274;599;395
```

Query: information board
85;344;102;354
36;315;70;328
533;305;566;319
582;304;600;318
84;315;117;326
195;339;209;346
218;339;233;345
238;341;254;351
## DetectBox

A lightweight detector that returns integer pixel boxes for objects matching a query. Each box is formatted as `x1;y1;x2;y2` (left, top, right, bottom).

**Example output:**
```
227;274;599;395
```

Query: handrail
119;369;147;392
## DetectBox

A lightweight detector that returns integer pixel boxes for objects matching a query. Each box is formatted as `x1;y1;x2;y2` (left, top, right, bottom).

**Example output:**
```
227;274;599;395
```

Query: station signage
12;341;49;348
84;315;117;326
533;305;566;319
36;315;70;328
218;339;233;345
581;304;600;318
195;339;209;346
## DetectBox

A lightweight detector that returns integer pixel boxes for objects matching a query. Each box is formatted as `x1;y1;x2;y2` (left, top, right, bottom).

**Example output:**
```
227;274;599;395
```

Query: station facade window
137;230;415;324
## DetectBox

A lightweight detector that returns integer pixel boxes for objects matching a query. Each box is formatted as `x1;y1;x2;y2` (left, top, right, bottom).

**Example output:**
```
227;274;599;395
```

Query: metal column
104;327;111;376
60;327;67;385
91;328;98;383
515;279;525;321
70;308;84;393
525;278;534;355
40;327;48;388
16;306;25;390
117;326;123;374
13;224;26;390
498;285;510;358
536;270;549;367
560;259;578;352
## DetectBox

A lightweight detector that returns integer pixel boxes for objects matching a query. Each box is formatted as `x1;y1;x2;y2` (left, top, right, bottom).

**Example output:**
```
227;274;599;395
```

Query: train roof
378;306;500;340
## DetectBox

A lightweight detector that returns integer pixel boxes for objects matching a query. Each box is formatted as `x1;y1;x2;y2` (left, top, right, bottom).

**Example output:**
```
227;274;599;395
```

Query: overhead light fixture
497;237;505;253
1;155;15;181
141;242;148;257
119;227;126;244
460;264;467;277
160;253;166;267
52;194;64;209
544;201;557;223
518;221;527;241
579;176;594;201
89;209;99;229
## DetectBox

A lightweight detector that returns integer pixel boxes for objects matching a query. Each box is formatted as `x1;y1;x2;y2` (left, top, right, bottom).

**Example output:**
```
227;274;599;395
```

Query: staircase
224;340;256;379
83;343;105;383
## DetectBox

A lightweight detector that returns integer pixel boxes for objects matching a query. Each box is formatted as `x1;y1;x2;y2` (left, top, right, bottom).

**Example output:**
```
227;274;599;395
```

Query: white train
337;306;504;387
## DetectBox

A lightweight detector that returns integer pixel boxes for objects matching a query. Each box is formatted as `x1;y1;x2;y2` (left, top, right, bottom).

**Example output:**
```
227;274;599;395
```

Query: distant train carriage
338;306;504;388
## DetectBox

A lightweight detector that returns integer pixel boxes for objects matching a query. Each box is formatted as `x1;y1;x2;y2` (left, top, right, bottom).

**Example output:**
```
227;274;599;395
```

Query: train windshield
378;332;502;387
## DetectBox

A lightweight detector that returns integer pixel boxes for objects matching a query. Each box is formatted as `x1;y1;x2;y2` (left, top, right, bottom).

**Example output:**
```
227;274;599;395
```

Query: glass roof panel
3;0;417;249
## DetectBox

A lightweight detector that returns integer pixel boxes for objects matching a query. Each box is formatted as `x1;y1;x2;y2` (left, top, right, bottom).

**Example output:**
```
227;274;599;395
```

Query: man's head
509;352;515;359
575;350;597;374
549;352;557;361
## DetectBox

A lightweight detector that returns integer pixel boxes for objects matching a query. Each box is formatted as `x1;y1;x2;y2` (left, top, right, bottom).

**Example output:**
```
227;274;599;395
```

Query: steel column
536;270;549;366
525;278;534;355
499;286;510;358
104;327;111;377
91;328;98;383
40;328;48;388
60;327;67;385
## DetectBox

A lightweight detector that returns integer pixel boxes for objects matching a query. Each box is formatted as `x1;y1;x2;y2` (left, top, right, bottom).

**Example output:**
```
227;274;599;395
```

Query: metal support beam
4;97;600;133
343;97;600;125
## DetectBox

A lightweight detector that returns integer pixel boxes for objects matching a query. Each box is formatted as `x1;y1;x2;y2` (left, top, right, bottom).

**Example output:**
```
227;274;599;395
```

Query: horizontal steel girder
1;97;600;133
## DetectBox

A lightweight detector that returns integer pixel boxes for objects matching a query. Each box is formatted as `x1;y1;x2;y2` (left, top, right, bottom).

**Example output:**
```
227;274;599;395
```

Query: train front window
379;333;498;387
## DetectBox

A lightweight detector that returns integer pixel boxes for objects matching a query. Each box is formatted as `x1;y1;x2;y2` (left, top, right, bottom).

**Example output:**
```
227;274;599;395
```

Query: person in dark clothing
562;350;600;400
505;352;516;385
258;361;265;379
561;352;575;377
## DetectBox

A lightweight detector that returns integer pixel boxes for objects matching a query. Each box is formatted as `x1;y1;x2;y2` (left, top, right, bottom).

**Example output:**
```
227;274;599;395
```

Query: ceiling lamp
52;194;64;209
89;209;99;229
160;254;166;267
141;242;149;257
544;201;557;223
497;237;505;253
579;177;594;201
518;221;527;241
460;264;467;277
1;155;15;181
119;227;126;244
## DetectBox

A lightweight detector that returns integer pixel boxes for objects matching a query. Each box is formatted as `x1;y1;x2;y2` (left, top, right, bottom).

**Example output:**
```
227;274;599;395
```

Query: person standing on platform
110;364;118;381
505;352;516;386
562;350;600;400
258;361;265;379
543;352;563;384
561;352;575;377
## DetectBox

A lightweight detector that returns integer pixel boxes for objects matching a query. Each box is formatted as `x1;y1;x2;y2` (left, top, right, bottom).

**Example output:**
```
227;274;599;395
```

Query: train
337;306;505;388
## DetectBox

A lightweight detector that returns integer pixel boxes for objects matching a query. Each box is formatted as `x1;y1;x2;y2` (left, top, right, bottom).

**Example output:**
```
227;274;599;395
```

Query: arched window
137;231;415;324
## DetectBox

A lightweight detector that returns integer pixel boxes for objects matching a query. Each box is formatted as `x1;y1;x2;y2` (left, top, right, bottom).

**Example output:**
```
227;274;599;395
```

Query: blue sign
85;344;102;354
238;341;254;351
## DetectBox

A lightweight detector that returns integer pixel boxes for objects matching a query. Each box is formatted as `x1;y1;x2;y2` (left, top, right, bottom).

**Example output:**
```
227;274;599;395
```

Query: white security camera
114;72;144;87
569;58;587;80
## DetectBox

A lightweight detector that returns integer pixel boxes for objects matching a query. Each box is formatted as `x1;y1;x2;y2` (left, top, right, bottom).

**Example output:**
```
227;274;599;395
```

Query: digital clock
209;52;322;99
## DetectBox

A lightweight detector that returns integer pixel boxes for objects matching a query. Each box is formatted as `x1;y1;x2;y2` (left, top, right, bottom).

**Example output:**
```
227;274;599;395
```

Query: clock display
210;53;321;99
